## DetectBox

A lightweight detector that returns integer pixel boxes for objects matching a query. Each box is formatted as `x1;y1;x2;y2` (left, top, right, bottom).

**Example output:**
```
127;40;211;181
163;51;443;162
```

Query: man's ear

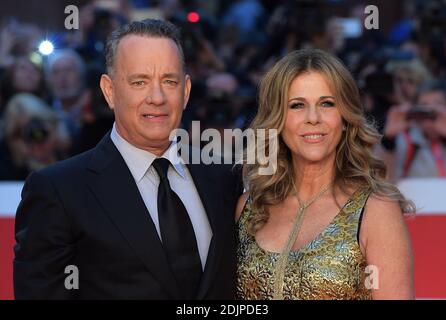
100;74;115;110
183;74;191;110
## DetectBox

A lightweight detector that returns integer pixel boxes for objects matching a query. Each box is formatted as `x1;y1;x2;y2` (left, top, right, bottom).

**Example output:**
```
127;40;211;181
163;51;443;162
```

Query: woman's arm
359;195;415;299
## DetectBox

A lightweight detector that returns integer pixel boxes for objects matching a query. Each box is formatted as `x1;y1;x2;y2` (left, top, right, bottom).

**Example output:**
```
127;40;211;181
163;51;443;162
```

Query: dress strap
339;187;372;243
236;196;253;239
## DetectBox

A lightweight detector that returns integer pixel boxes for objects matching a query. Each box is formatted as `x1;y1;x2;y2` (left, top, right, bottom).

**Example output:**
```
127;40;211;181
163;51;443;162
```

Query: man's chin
139;132;175;146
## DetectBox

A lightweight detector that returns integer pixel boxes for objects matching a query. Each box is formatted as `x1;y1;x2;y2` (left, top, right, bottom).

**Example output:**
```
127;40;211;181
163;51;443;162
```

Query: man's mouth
142;113;168;118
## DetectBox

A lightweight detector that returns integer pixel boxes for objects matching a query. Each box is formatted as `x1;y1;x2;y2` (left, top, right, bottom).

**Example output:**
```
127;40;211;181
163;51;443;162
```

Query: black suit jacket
14;133;242;299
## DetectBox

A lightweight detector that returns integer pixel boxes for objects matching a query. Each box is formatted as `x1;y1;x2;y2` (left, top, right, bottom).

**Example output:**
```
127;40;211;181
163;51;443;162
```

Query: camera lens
22;118;49;143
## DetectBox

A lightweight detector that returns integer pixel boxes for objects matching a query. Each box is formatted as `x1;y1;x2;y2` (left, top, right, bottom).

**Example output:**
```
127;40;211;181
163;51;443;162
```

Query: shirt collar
110;123;186;182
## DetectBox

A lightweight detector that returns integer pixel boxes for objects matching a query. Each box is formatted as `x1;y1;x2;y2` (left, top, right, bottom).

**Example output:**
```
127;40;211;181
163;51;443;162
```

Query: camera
406;107;437;121
22;118;49;144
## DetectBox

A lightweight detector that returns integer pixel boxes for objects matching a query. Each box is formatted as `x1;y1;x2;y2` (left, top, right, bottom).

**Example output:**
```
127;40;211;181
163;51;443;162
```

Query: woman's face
281;71;344;166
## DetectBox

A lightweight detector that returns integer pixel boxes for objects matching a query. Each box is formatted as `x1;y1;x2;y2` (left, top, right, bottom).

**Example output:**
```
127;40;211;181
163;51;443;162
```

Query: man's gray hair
46;49;86;80
105;19;185;75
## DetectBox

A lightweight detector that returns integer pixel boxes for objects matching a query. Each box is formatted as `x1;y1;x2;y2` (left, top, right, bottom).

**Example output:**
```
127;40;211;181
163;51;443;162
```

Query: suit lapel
186;162;225;299
86;134;180;299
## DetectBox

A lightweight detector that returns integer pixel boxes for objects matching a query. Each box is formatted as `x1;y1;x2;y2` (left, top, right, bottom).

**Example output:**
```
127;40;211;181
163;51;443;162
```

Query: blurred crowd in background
0;0;445;183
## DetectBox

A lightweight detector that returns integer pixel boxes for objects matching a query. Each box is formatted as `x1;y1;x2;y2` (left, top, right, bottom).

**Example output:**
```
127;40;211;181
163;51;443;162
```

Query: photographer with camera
0;93;71;180
381;80;446;181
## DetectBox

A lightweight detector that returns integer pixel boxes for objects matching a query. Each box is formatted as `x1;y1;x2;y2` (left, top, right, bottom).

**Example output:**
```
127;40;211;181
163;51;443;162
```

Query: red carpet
406;215;446;298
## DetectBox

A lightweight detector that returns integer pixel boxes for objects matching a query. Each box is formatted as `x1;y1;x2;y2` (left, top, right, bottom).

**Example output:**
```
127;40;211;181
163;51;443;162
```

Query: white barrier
0;182;24;217
398;178;446;214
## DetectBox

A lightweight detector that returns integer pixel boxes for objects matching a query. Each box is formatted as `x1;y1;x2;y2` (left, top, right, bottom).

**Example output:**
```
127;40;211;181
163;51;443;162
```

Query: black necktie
152;158;202;299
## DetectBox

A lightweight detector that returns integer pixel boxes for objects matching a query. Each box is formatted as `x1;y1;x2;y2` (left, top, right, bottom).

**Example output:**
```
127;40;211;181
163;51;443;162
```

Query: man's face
100;35;190;154
49;56;83;100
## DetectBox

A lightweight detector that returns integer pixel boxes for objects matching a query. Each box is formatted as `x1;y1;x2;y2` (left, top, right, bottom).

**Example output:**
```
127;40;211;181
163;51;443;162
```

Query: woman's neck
292;155;336;200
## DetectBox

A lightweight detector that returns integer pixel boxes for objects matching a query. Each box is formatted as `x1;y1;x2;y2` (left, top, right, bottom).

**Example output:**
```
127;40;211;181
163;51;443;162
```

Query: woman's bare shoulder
360;193;408;247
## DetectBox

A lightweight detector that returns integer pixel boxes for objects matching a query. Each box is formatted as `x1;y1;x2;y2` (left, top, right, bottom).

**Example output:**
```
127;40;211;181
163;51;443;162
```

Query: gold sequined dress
236;187;373;300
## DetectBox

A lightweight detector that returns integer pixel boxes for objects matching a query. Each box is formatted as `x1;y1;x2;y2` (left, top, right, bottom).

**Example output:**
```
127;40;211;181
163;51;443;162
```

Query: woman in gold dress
235;49;414;300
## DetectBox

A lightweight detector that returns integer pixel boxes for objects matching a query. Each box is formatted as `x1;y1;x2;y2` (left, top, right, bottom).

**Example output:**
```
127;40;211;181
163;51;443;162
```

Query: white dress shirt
110;124;212;270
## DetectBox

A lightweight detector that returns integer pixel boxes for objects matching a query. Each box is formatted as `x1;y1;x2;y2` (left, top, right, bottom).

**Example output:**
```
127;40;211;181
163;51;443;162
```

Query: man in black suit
14;19;242;299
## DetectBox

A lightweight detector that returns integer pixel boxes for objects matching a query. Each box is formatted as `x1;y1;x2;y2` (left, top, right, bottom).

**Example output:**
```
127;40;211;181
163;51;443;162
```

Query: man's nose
146;83;166;105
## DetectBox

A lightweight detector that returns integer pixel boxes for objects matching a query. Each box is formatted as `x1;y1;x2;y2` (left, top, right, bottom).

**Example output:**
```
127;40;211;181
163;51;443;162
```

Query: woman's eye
290;102;304;109
321;101;335;107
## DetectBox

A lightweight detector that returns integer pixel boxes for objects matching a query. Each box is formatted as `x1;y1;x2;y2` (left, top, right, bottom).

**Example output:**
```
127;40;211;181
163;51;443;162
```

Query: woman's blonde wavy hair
243;49;415;236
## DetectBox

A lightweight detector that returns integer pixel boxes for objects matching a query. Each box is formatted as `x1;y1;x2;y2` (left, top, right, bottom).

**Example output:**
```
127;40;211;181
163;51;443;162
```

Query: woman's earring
342;125;347;131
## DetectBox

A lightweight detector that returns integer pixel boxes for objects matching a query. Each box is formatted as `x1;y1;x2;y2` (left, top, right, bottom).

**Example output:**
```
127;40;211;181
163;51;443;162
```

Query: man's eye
132;81;145;86
321;101;335;107
290;102;304;109
164;80;178;85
